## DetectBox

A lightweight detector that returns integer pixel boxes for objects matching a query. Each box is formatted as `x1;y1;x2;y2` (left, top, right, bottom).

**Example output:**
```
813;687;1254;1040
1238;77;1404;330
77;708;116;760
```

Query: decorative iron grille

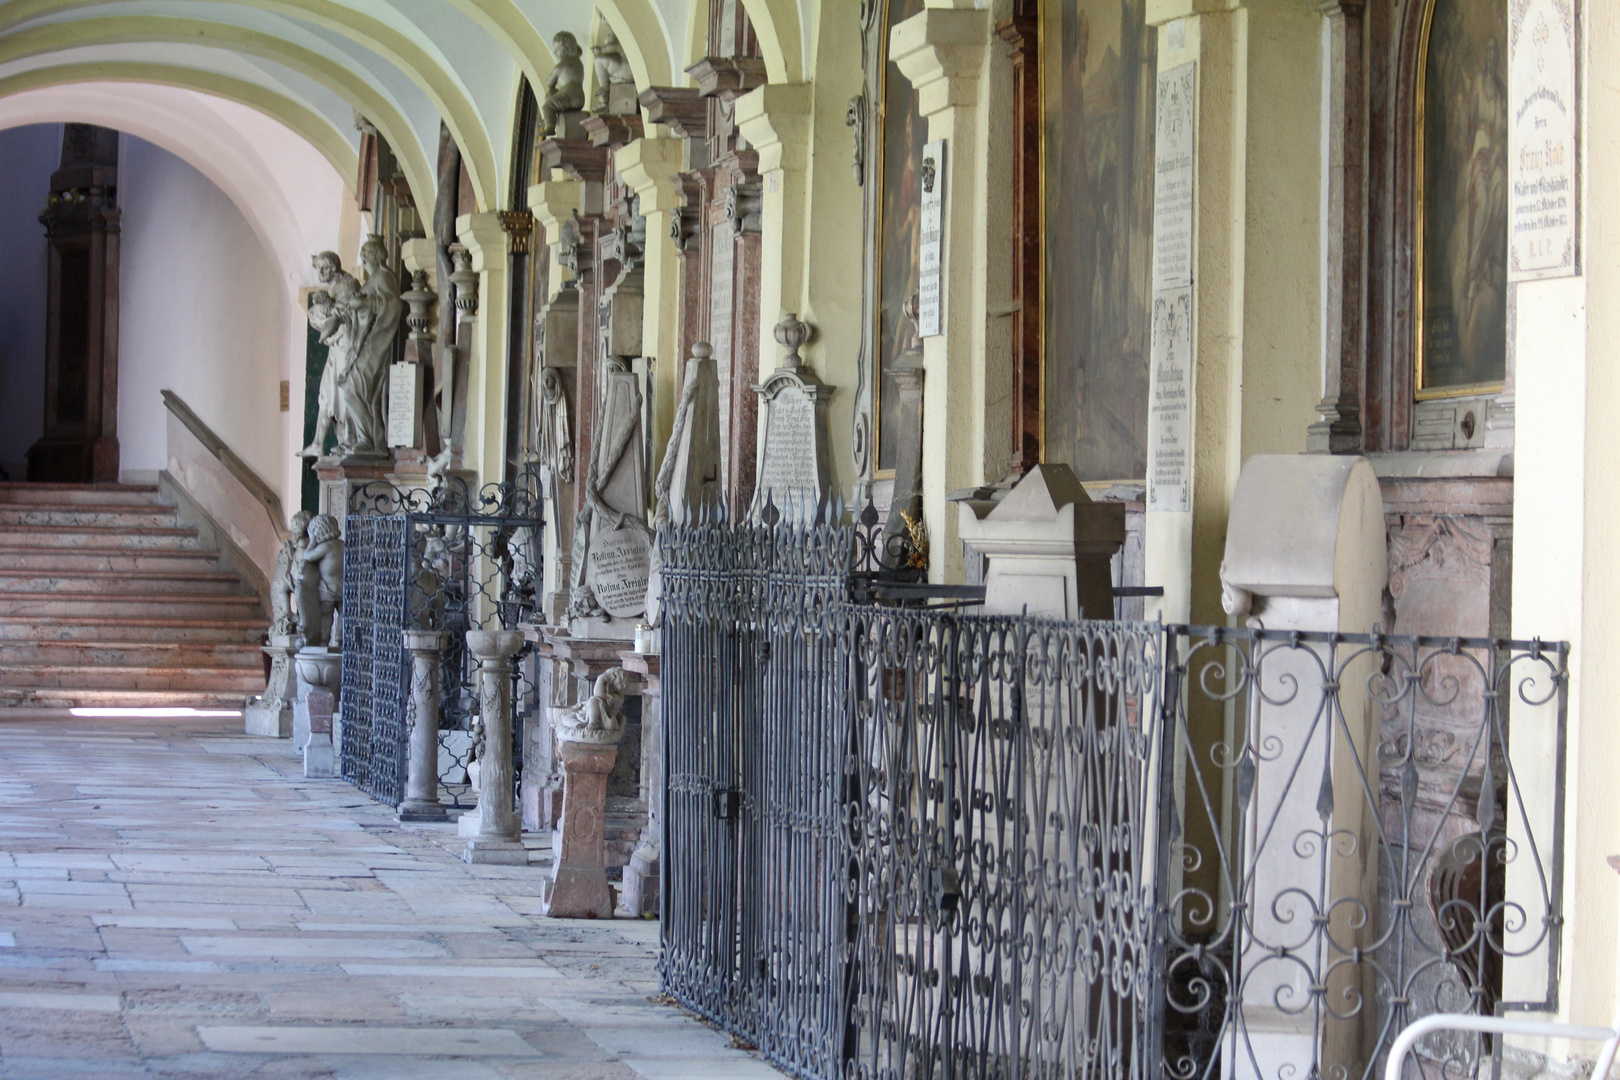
340;474;543;809
658;511;1569;1080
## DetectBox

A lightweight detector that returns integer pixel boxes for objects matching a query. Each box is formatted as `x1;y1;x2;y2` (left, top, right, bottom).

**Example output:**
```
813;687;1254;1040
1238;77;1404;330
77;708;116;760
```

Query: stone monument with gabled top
751;314;835;518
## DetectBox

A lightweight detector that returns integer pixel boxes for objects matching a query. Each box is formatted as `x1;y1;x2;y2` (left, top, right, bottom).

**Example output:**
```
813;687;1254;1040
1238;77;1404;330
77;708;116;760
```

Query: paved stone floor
0;710;784;1080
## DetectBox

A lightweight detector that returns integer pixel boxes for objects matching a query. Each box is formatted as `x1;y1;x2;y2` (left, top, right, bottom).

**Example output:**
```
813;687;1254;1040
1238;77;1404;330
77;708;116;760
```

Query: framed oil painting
1041;0;1156;482
1417;0;1508;397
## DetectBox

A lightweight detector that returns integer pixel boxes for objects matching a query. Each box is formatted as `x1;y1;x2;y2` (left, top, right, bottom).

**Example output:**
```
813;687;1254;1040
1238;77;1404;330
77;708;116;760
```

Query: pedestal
245;633;299;737
313;454;394;532
541;739;621;918
459;630;528;864
398;631;449;822
294;647;341;779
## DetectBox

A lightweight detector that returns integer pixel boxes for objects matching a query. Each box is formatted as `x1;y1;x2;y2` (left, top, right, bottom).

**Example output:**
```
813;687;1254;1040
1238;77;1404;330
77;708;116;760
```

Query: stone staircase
0;482;269;707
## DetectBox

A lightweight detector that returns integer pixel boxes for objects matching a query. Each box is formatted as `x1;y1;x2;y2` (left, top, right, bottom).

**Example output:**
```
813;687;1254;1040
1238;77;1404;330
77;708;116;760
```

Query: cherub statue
592;30;636;111
298;514;345;647
555;667;632;744
542;32;587;137
270;510;314;636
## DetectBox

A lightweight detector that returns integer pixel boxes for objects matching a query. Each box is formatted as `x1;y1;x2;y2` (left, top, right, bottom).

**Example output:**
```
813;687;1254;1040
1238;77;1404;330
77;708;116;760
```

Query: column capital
529;179;581;239
888;7;989;118
455;211;509;272
615;137;686;215
734;83;813;174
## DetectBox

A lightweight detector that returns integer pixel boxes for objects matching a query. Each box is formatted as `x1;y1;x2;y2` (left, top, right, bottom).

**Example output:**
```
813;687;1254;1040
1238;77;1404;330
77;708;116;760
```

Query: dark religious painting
1418;0;1508;395
1042;0;1155;482
876;0;926;472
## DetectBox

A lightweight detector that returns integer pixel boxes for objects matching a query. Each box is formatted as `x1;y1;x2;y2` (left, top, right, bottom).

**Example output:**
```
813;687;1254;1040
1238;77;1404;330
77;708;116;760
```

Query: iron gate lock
713;788;742;821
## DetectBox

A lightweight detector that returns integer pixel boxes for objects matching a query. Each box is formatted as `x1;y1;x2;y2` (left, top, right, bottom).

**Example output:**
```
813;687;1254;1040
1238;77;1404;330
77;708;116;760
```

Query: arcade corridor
0;710;782;1080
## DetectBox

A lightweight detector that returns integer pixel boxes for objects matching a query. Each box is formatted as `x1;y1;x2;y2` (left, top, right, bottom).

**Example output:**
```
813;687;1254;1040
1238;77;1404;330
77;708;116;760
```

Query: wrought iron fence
340;474;542;809
658;511;1568;1080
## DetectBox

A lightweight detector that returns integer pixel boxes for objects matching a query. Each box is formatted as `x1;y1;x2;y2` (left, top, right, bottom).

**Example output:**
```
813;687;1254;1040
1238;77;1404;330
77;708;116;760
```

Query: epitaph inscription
1153;64;1196;292
1148;61;1196;512
588;525;652;618
1148;289;1192;513
1509;0;1576;281
757;386;819;501
709;225;735;493
918;139;945;338
387;362;421;448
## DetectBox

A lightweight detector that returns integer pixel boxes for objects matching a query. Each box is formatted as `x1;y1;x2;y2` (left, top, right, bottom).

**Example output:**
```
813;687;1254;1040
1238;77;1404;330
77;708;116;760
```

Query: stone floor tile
0;713;786;1080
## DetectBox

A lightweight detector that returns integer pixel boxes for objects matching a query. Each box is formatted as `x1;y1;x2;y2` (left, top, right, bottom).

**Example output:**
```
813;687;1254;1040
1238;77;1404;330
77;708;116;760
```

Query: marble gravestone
569;360;652;637
751;316;834;518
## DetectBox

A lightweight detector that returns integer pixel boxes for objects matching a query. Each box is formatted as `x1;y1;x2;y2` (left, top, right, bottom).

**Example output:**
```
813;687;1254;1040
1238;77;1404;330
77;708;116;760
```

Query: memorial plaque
1147;288;1192;513
1509;0;1576;281
757;385;820;502
1153;64;1196;292
709;224;735;492
587;525;653;618
387;362;422;448
918;139;946;338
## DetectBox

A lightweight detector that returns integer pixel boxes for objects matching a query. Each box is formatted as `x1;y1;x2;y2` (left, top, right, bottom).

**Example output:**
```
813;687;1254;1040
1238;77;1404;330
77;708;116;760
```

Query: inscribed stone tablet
918;139;946;338
588;524;652;618
1509;0;1577;281
757;385;820;503
387;362;421;448
1153;64;1196;292
1147;288;1192;513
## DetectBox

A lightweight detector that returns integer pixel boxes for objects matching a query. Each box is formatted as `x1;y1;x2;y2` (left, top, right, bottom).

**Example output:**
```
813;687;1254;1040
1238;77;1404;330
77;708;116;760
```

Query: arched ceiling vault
0;0;808;215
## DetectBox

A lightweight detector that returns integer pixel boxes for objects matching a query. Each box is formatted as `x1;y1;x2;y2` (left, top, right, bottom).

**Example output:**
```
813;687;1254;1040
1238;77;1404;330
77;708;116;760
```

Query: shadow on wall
0;123;60;479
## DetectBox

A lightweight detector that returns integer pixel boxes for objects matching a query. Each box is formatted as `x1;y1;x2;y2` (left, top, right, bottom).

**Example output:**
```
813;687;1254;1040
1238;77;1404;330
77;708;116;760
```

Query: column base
540;865;613;919
303;733;335;778
244;700;292;738
397;799;448;823
461;836;529;865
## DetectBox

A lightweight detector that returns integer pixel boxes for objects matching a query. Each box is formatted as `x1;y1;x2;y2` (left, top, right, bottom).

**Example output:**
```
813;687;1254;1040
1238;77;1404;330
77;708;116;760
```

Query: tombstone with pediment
751;314;835;518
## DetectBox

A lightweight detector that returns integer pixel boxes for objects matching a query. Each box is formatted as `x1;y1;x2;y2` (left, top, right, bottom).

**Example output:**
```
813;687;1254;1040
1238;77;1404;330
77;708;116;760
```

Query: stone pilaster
888;3;989;582
735;83;814;384
616;136;687;460
455;212;512;487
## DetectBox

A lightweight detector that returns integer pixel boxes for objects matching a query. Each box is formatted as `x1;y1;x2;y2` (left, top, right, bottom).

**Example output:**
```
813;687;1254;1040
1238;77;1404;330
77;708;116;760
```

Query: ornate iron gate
659;513;1569;1080
340;475;542;809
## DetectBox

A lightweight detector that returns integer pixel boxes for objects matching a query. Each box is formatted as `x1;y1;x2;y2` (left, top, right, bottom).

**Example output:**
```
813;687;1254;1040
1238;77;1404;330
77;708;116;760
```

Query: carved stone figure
591;31;636;111
298;514;345;647
554;667;632;745
337;237;404;456
270;510;314;636
542;32;587;136
302;253;361;458
536;367;574;483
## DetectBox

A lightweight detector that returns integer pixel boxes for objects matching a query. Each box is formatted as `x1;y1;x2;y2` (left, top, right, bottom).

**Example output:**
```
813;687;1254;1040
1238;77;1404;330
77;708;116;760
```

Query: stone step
0;506;180;529
0;688;248;709
0;617;267;644
0;664;265;693
0;640;265;669
0;482;163;507
0;570;245;595
0;525;200;550
0;547;223;574
0;593;264;619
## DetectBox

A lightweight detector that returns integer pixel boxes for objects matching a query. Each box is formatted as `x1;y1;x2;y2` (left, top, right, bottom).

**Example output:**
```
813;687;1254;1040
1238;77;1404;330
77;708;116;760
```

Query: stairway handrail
161;390;288;539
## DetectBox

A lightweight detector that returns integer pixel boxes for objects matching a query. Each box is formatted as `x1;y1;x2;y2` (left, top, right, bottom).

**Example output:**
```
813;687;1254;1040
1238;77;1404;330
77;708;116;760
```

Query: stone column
245;632;299;738
455;212;512;486
618;650;660;917
541;738;622;919
888;4;989;583
398;631;449;822
735;83;813;391
459;629;528;864
294;648;341;779
616;136;687;461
